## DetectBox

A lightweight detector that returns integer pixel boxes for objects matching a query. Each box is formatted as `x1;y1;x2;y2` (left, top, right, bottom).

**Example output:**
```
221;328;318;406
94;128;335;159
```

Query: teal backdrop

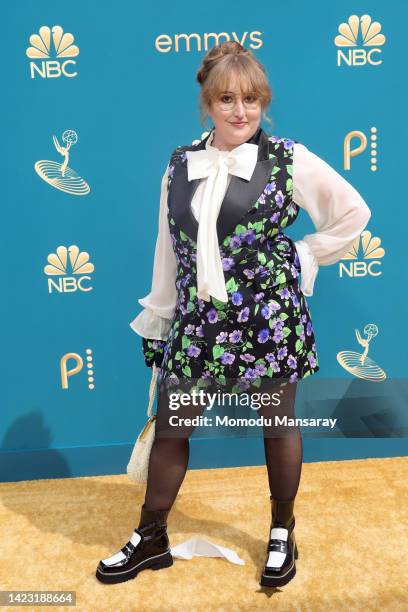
2;0;407;481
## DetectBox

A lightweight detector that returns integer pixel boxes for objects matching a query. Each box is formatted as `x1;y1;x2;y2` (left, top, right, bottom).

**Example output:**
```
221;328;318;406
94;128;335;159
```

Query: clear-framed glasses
214;91;261;111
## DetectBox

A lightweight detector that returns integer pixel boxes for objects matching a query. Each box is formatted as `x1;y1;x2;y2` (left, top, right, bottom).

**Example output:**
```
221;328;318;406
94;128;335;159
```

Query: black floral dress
153;127;319;395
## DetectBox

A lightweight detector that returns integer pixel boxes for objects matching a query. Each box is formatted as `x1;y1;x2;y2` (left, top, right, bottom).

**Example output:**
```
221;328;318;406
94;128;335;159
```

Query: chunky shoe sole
260;544;298;588
96;549;173;585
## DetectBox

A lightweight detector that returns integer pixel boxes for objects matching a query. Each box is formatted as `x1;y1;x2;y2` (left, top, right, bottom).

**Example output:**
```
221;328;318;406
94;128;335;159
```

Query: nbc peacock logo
26;25;79;79
339;230;384;279
334;15;386;67
44;245;94;294
35;130;90;195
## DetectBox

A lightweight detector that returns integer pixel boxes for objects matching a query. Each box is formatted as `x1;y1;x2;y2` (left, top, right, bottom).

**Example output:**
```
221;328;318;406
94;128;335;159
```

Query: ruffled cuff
294;239;319;297
129;308;172;341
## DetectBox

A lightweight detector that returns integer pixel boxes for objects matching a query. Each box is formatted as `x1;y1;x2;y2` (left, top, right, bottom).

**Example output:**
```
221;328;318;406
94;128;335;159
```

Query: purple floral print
158;135;319;393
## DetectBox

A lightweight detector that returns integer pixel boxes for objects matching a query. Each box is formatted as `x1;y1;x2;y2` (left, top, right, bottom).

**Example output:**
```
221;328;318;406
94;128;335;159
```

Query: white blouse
186;135;259;303
130;131;372;341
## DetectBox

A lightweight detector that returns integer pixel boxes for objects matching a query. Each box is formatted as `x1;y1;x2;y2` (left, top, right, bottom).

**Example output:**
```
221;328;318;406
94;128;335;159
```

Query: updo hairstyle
195;41;273;128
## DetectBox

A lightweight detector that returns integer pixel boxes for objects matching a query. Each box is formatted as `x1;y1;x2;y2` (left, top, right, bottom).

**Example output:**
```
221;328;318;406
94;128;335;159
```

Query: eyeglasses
213;91;261;111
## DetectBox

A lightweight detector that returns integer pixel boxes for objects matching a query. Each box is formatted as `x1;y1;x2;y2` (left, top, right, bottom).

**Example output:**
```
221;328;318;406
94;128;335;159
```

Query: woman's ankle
138;502;172;529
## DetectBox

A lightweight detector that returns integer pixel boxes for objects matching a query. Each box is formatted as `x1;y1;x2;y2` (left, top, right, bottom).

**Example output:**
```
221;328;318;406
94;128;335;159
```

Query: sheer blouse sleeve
129;163;178;341
292;142;372;296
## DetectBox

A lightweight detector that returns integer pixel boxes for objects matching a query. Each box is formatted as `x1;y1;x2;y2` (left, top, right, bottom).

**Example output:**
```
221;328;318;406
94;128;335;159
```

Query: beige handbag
127;364;159;484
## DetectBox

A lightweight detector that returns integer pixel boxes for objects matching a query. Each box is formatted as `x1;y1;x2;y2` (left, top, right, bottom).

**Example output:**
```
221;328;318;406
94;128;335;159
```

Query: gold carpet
0;456;407;611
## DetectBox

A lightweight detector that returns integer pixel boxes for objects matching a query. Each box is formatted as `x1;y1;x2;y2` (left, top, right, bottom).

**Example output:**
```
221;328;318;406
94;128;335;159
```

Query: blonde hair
196;41;273;128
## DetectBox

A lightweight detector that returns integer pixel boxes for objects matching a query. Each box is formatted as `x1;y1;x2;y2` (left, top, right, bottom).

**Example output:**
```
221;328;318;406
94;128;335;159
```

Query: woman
96;41;371;587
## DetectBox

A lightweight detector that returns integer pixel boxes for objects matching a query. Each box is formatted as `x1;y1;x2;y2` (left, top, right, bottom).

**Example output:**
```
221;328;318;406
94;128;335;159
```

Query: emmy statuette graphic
35;129;90;195
337;323;386;381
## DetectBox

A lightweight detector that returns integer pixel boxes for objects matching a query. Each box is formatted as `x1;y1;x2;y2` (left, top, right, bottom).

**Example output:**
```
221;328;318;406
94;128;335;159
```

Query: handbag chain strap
137;364;160;441
147;363;159;418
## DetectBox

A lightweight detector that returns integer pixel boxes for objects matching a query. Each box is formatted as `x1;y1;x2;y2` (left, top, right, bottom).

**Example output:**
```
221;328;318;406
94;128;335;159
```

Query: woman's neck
210;126;258;151
211;130;236;151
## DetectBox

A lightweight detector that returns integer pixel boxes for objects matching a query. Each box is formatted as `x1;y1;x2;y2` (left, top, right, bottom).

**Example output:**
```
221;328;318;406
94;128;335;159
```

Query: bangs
197;44;273;124
209;59;263;98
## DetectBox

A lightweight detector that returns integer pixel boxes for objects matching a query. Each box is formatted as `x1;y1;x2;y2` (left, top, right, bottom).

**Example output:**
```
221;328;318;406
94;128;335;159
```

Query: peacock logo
339;230;384;279
334;15;386;67
44;245;94;294
343;128;379;172
26;25;79;78
60;348;95;390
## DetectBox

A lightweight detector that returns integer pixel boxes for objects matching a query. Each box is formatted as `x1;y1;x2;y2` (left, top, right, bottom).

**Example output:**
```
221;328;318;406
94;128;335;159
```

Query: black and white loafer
96;506;173;585
260;523;298;587
260;496;299;588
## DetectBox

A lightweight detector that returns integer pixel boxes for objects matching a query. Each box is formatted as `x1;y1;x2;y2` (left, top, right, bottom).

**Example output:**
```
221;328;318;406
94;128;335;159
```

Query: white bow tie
187;142;258;182
185;140;258;303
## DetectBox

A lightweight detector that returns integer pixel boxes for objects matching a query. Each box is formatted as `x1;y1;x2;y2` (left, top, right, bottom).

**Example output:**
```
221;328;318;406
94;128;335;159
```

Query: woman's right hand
142;337;167;368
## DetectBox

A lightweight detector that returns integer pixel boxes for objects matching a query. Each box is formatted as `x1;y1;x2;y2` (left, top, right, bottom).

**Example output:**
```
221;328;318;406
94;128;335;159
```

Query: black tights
144;379;302;510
